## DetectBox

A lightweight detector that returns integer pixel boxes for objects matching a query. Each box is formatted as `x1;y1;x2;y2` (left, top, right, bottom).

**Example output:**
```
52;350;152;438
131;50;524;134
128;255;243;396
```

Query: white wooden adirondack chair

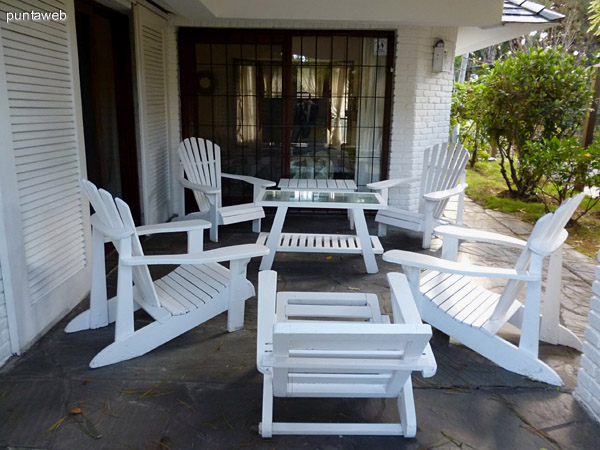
368;142;470;249
256;270;437;437
178;137;276;242
66;180;269;368
383;193;585;386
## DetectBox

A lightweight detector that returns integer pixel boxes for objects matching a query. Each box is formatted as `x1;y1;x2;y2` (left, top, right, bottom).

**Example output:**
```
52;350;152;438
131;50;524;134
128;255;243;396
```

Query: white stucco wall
575;252;600;423
169;18;458;211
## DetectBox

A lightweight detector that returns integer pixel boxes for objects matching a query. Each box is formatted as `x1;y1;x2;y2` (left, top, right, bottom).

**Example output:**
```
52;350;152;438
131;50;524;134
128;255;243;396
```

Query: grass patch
466;160;600;258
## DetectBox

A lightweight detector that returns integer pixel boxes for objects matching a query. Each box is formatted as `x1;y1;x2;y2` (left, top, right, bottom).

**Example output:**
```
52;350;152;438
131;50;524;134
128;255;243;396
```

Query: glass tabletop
260;189;382;205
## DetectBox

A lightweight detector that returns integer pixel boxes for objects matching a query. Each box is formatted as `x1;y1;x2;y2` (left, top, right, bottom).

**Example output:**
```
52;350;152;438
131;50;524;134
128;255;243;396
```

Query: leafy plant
451;82;487;168
473;47;593;199
525;137;600;221
589;0;600;36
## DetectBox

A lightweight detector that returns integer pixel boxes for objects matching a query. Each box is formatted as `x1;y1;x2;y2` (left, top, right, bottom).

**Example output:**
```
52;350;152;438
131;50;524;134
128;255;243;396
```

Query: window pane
302;36;317;63
317;36;332;63
196;44;210;64
332;36;347;62
347;37;362;65
211;44;226;64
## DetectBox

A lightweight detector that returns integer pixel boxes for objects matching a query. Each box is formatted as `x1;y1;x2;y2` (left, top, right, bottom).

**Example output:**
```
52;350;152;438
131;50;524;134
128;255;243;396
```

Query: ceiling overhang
155;0;503;27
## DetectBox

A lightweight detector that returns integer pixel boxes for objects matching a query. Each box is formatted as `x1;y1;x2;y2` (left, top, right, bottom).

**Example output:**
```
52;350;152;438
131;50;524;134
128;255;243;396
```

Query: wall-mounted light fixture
432;39;447;73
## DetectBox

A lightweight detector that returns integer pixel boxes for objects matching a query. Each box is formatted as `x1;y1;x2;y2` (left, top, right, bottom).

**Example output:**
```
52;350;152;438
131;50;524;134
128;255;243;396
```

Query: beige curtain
330;67;348;146
264;66;282;98
236;65;257;143
356;38;385;184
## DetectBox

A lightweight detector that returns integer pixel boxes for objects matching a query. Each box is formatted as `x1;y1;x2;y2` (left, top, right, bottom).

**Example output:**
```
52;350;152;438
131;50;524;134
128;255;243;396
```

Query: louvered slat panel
135;4;170;224
1;0;86;303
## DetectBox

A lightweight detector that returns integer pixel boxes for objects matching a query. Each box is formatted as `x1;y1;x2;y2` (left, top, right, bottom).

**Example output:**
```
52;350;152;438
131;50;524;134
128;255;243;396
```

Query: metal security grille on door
179;29;393;204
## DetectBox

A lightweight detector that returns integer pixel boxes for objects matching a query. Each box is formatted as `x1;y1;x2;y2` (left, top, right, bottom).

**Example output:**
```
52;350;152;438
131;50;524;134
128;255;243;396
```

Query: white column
575;251;600;423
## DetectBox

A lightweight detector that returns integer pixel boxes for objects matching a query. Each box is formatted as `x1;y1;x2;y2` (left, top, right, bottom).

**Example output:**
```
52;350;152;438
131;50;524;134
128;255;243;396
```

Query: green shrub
526;137;600;221
471;47;593;198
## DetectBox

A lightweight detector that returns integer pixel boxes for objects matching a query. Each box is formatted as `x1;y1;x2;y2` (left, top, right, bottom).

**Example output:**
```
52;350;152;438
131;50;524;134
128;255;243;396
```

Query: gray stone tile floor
1;198;599;449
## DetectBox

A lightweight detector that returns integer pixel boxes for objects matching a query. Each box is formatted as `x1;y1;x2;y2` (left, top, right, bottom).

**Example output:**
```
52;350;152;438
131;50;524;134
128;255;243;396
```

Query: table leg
352;209;378;274
259;206;288;271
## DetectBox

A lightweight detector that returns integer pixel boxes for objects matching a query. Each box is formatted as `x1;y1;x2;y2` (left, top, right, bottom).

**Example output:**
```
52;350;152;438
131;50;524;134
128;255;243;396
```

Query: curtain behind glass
236;65;257;143
356;38;385;185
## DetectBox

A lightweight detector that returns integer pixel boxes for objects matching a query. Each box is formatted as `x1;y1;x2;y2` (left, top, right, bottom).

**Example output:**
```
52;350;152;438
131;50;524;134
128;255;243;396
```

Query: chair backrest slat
418;142;470;218
490;193;584;323
81;179;161;309
178;137;223;212
273;324;431;357
272;323;431;396
419;144;437;203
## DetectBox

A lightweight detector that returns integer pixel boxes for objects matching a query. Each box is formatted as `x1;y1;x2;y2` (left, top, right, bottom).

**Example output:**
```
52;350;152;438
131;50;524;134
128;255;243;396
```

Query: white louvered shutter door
0;0;90;351
134;2;170;224
0;266;10;363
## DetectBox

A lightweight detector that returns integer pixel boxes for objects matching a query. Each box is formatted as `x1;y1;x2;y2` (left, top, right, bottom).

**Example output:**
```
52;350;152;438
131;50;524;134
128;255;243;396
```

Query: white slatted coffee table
278;178;357;192
279;179;358;227
256;190;385;274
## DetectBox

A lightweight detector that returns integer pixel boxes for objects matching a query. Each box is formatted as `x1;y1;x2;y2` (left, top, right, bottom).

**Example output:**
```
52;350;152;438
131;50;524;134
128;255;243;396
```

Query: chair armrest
135;220;211;236
122;244;269;266
387;272;422;325
257;270;278;370
367;177;420;191
434;225;527;249
180;177;220;195
421;343;437;378
422;183;467;202
383;249;537;281
222;173;276;188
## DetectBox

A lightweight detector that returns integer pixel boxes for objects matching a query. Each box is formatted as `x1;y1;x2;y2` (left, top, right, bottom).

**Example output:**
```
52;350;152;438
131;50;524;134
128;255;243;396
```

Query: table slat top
278;178;357;192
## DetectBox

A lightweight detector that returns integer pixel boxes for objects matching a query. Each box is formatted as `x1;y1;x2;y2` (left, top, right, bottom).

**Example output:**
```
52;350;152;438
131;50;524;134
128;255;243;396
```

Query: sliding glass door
179;29;393;203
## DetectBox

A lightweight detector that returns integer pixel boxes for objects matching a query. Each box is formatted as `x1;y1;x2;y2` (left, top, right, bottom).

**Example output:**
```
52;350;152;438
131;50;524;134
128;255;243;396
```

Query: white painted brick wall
169;18;458;211
388;26;457;210
0;265;11;366
575;252;600;423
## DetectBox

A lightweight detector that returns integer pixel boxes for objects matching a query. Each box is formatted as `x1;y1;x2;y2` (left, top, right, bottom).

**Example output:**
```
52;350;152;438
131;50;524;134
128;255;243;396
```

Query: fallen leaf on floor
326;256;333;260
214;340;224;352
71;412;102;439
220;407;235;430
177;399;196;412
45;416;66;434
101;401;119;418
348;287;361;291
82;379;91;385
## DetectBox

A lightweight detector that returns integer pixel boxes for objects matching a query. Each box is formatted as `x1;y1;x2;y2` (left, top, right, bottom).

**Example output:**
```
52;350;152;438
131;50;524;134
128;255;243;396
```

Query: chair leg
397;377;417;438
209;202;219;242
209;223;218;242
252;218;261;233
259;373;274;438
378;223;387;237
227;259;251;332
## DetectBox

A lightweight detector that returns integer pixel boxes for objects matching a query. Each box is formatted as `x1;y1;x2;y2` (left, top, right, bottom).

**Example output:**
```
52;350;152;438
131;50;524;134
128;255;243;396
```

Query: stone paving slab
1;201;599;449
